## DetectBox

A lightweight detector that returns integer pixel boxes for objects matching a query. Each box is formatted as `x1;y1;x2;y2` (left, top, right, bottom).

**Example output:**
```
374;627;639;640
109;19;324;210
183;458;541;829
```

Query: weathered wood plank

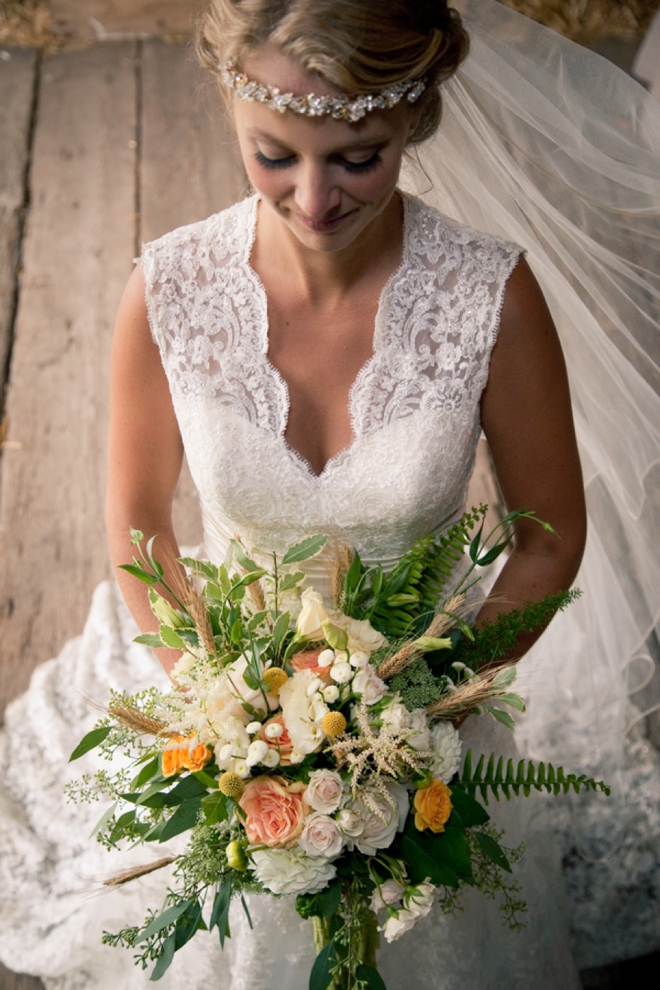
0;48;36;400
0;960;43;990
51;0;205;40
0;43;137;717
141;39;246;546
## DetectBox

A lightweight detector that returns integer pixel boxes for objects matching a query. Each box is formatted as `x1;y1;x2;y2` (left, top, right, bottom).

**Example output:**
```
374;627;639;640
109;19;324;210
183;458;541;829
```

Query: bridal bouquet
69;508;608;989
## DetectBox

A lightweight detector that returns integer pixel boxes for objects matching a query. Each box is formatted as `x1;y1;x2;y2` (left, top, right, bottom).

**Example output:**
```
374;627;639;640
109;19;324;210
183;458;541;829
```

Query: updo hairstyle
196;0;469;143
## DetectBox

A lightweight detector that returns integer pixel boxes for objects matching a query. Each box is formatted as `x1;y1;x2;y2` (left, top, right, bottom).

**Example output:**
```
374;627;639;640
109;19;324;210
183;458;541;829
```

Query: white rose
350;651;370;668
330;661;353;684
371;879;405;912
296;589;331;640
406;881;436;918
251;848;337;896
430;722;462;783
352;665;387;706
279;670;328;755
406;709;431;752
336;807;364;839
298;813;344;858
381;698;408;734
353;782;409;855
305;770;344;814
381;907;419;943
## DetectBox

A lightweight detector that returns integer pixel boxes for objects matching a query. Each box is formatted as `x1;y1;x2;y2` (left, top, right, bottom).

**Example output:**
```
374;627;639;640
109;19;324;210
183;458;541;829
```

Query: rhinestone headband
221;63;427;123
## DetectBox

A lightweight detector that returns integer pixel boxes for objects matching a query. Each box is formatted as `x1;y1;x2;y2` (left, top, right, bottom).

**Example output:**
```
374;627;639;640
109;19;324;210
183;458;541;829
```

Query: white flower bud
317;649;335;668
261;748;280;768
265;722;283;739
290;750;305;765
246;740;270;766
233;760;251;779
322;685;340;703
330;661;353;684
218;743;234;763
350;650;370;668
246;721;262;735
306;676;324;697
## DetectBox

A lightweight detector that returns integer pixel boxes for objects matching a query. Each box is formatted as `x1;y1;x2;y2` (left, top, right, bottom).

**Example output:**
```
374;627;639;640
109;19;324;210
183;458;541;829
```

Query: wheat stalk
425;664;519;720
108;703;179;739
331;543;352;607
103;856;178;887
158;543;217;656
377;595;467;680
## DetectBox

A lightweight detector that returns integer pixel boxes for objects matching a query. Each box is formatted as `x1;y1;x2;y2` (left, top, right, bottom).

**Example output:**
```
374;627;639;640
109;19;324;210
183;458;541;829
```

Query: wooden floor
0;28;656;990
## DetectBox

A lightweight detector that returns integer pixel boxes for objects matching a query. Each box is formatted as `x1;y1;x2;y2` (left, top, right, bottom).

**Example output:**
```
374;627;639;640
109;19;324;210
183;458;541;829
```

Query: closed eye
254;149;383;173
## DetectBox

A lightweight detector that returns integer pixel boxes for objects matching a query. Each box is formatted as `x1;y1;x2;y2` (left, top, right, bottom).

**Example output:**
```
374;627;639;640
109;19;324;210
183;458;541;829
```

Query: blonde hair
196;0;469;143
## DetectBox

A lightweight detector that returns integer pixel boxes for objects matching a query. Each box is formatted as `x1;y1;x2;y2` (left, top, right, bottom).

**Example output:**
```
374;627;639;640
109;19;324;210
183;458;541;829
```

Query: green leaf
139;901;194;942
210;876;232;947
491;666;517;689
89;799;118;839
497;692;526;713
159;625;186;650
129;527;144;544
485;706;517;732
229;540;259;573
399;833;459;888
309;938;337;990
272;611;291;654
386;593;420;607
178;558;218;581
135;778;174;806
174;900;204;949
230;618;244;646
202;791;228;826
149;933;176;981
414;636;452;652
69;725;112;761
232;569;268;592
281;534;328;566
119;563;160;585
159;798;202;841
449;788;490;827
192;768;219;790
316;880;342;919
280;571;305;591
356;965;387;990
473;830;512;872
134;632;165;649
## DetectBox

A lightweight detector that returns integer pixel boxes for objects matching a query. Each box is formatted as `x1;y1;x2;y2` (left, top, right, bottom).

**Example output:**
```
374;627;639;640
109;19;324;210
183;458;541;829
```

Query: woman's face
232;47;415;253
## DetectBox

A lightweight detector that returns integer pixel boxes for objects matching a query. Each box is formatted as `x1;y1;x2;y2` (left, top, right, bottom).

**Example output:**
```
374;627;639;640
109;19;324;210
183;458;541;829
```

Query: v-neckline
244;194;411;480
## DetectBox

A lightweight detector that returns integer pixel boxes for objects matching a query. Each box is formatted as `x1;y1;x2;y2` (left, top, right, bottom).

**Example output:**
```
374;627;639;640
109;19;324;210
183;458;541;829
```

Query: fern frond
456;750;610;805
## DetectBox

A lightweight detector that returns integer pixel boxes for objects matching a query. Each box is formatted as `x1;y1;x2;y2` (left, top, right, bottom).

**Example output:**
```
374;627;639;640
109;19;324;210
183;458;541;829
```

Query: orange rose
414;780;453;834
258;714;295;766
290;648;333;682
162;735;212;777
239;776;308;847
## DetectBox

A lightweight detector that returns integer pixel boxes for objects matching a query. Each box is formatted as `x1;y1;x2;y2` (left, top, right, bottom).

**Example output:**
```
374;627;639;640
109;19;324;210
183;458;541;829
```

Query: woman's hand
479;256;587;661
105;265;185;675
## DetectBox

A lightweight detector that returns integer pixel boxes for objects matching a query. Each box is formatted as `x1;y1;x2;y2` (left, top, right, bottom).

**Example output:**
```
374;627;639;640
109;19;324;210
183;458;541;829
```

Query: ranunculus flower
251;847;337;895
352;665;387;705
298;813;344;858
291;648;333;682
430;722;462;783
259;715;294;765
239;776;307;847
305;769;344;814
414;780;453;833
296;589;331;640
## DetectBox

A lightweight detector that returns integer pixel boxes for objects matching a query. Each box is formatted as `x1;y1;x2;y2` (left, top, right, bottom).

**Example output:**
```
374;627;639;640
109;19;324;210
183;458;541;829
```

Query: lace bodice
140;194;521;573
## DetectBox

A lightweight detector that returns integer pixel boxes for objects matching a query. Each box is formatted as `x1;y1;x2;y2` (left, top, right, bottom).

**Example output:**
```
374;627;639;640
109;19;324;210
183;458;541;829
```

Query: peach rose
414;780;453;834
259;715;295;766
239;776;308;847
290;648;333;682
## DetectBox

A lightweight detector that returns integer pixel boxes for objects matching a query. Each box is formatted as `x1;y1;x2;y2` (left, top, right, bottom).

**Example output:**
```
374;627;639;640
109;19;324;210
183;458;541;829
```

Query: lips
294;209;355;232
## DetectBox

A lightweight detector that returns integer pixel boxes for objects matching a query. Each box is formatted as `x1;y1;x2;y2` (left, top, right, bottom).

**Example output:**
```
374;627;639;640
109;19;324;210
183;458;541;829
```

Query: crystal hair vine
220;62;427;122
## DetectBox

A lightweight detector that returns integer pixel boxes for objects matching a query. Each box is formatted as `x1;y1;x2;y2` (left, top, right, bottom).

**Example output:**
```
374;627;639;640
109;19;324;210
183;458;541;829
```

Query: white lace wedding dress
0;193;647;989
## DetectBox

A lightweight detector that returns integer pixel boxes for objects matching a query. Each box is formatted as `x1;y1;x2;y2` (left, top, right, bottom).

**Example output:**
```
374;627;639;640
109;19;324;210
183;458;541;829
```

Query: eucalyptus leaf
473;830;512;872
89;799;118;839
149;933;176;981
309;938;336;990
356;965;387;990
281;534;328;566
210;876;232;947
159;798;202;842
69;725;112;761
139;901;194;942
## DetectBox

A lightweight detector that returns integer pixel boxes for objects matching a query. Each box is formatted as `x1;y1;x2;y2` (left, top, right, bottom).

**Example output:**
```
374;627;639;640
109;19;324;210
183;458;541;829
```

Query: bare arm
478;256;587;659
106;265;185;675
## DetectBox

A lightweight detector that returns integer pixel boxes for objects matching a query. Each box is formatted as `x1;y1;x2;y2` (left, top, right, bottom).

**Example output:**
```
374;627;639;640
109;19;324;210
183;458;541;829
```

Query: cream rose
305;769;344;814
298;813;344;859
296;589;331;640
352;782;409;856
333;614;388;654
352;665;387;705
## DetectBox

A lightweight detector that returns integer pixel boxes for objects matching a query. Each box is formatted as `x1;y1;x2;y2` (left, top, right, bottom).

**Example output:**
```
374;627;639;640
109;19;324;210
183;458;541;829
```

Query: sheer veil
403;0;660;867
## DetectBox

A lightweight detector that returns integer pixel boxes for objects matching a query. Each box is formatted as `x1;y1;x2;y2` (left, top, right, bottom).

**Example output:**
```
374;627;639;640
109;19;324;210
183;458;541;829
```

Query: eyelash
254;150;383;173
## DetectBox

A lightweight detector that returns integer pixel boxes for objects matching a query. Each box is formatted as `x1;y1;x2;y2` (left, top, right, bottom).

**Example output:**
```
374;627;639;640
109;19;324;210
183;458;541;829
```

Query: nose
293;162;342;218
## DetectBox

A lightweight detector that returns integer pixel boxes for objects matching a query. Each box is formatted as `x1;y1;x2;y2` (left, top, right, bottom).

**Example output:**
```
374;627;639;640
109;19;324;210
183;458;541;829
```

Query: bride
0;1;658;988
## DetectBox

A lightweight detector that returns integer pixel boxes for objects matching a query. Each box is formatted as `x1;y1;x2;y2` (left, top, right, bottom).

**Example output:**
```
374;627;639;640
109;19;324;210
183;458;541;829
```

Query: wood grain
51;0;205;40
0;48;36;400
140;39;246;547
0;43;137;717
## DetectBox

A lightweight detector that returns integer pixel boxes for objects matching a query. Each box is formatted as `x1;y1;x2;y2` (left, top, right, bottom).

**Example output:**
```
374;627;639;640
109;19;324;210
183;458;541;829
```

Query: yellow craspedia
323;711;347;737
414;779;453;834
219;771;245;799
263;667;289;693
226;839;248;871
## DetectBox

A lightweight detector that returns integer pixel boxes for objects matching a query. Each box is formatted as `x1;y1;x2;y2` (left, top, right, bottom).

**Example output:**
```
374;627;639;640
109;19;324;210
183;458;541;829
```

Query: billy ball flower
323;711;347;737
219;771;245;798
263;667;288;693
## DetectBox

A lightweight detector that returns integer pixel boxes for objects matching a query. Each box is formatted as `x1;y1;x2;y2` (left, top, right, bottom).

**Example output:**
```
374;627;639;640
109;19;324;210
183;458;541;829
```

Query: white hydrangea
251;848;337;895
430;722;462;782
